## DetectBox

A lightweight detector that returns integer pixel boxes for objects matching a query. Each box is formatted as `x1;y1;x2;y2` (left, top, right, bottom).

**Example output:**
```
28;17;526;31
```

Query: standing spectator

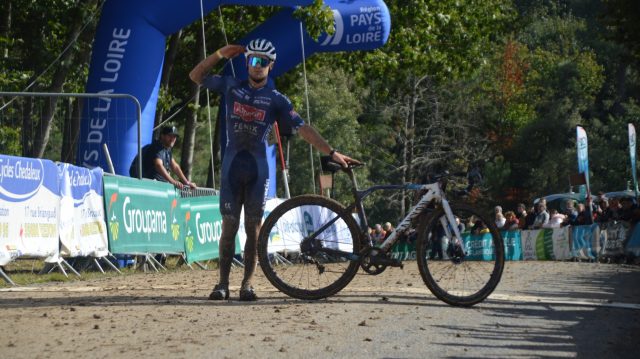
575;203;591;225
562;200;579;226
372;224;387;245
524;205;537;230
382;222;394;240
494;206;506;229
547;209;566;228
515;203;527;229
503;211;520;230
619;198;639;223
532;203;550;229
129;125;197;190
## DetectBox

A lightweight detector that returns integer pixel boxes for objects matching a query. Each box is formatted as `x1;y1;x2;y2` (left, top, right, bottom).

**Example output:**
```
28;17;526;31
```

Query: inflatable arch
79;0;390;191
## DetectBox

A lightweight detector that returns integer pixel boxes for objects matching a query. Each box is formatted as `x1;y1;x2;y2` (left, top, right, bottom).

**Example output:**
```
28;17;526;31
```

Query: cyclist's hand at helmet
218;45;245;59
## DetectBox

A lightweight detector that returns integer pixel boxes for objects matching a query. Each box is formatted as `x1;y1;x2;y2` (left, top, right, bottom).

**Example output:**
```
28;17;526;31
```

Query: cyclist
189;38;358;301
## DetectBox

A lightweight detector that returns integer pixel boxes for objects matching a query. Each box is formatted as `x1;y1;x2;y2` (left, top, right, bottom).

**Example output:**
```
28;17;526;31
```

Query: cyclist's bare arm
189;44;245;84
298;124;361;167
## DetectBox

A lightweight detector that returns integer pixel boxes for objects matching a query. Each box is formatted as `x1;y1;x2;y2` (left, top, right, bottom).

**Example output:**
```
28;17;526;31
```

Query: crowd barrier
390;222;640;262
2;151;639;285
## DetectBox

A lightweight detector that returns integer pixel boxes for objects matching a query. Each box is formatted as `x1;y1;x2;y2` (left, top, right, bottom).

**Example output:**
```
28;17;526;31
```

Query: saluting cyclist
189;38;359;301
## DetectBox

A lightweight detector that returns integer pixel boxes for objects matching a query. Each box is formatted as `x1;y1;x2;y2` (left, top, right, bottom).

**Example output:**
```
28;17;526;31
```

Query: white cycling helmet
245;38;277;61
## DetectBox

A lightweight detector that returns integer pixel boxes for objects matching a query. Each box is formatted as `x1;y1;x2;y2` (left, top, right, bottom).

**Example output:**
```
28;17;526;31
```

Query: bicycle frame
339;168;463;256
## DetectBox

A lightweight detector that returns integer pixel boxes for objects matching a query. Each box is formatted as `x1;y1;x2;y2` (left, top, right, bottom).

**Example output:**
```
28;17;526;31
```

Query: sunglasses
248;56;271;68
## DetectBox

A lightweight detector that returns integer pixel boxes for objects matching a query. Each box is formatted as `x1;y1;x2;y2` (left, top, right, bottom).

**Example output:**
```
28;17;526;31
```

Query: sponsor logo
0;157;44;201
233;102;266;122
196;212;222;244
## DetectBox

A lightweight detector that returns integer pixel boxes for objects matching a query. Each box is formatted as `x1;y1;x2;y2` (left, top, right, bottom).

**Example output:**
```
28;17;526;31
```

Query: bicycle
257;157;505;306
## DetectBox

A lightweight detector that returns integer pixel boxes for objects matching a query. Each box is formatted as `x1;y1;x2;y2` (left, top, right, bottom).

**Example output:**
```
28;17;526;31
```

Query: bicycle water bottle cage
321;156;344;173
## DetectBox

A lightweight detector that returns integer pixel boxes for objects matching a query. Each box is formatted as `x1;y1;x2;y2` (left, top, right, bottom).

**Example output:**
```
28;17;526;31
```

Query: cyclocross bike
257;157;505;307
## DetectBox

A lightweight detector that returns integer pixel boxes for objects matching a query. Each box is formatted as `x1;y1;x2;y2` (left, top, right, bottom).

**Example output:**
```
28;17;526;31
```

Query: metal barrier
0;91;142;175
179;187;219;198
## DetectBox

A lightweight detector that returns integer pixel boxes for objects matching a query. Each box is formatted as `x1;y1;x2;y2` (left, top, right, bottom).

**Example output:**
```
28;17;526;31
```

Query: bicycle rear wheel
416;202;504;306
258;195;361;300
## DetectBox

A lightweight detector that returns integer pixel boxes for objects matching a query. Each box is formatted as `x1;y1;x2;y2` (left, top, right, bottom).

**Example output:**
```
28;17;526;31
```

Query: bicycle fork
440;198;466;261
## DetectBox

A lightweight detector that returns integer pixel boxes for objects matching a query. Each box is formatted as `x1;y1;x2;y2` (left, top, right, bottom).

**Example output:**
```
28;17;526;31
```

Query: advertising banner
551;226;572;260
103;176;183;255
502;230;523;261
463;230;522;261
520;229;554;260
390;240;416;261
0;155;60;265
599;221;629;258
260;199;353;254
571;224;600;259
181;195;241;263
576;126;591;201
625;224;640;257
58;164;108;257
630;123;638;198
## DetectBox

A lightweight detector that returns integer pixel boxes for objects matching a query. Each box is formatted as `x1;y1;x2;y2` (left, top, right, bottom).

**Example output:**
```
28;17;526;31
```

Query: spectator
547;209;566;228
372;224;387;245
532;203;549;229
382;222;394;240
129;125;197;190
562;200;579;226
619;198;639;223
523;206;536;230
600;198;621;222
575;203;590;225
494;206;506;229
515;203;527;229
471;219;489;235
503;211;520;230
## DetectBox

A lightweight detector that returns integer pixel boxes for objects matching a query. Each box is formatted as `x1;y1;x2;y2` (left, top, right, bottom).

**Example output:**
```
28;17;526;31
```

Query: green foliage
293;0;335;40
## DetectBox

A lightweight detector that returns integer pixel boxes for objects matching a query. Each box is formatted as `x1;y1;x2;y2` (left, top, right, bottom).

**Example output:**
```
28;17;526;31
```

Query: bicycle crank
360;249;403;275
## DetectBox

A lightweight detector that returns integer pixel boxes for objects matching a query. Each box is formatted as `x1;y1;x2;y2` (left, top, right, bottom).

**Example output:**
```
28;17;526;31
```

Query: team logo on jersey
233;102;265;122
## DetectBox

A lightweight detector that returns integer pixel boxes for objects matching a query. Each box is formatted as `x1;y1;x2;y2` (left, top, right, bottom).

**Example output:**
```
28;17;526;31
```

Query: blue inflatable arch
79;0;390;185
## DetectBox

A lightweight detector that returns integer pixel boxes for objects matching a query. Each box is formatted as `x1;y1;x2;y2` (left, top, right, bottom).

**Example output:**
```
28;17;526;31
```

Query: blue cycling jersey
202;75;305;218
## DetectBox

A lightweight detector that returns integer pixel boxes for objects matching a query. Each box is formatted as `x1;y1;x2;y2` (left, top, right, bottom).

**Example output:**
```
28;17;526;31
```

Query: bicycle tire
257;195;361;300
416;202;505;306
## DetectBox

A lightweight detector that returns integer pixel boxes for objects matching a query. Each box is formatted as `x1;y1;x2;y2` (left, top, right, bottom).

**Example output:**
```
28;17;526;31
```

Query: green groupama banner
181;195;241;263
104;176;183;254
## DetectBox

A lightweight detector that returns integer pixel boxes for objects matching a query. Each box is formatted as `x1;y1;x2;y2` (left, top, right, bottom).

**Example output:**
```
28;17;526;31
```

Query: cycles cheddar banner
0;155;60;265
58;164;108;258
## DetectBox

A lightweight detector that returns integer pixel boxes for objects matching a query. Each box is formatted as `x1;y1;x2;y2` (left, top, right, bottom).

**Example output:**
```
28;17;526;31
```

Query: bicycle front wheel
416;202;504;306
258;195;361;300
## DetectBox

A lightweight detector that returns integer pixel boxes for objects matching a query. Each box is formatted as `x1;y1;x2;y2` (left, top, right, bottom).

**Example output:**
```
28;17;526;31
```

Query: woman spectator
503;211;520;230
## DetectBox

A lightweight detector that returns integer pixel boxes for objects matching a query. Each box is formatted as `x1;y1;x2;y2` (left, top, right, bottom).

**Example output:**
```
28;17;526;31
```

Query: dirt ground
1;261;639;358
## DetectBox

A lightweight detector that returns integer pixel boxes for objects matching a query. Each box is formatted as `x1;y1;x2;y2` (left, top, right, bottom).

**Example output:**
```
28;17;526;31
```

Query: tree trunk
1;1;10;58
180;29;203;181
21;96;33;157
32;1;97;158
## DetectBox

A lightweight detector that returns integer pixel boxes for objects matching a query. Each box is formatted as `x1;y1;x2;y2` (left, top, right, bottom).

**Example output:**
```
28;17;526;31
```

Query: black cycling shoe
239;287;258;301
208;284;229;300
